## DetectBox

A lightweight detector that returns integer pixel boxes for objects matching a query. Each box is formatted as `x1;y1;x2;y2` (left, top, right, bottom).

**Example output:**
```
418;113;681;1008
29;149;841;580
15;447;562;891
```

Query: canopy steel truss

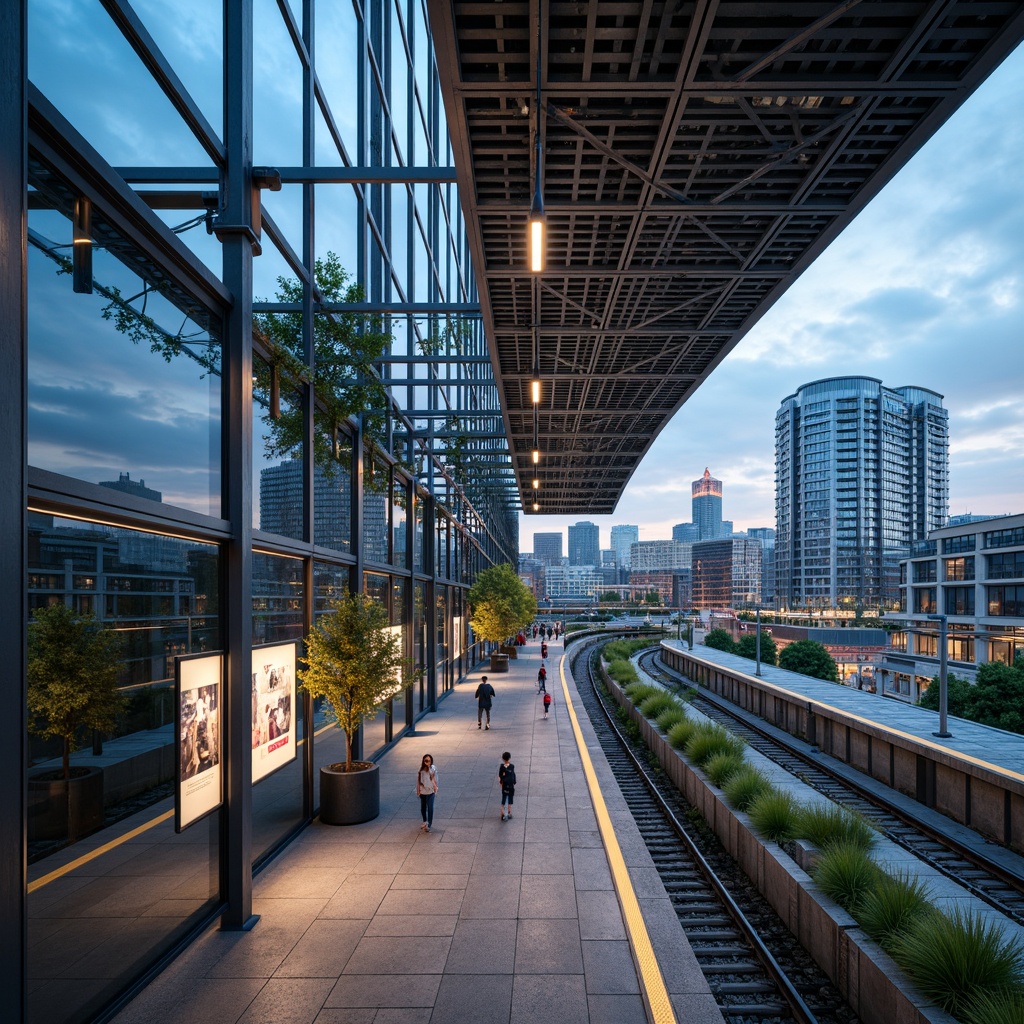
428;0;1024;515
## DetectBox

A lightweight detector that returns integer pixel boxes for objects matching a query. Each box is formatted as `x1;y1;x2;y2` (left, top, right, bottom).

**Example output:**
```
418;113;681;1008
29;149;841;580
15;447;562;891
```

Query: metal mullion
260;209;311;285
100;0;226;166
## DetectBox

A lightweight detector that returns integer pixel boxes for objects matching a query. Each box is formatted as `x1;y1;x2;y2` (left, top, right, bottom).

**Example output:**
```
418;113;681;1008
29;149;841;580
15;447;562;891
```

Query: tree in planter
299;593;410;772
778;639;839;682
736;631;778;666
27;605;125;780
703;628;736;654
467;563;538;651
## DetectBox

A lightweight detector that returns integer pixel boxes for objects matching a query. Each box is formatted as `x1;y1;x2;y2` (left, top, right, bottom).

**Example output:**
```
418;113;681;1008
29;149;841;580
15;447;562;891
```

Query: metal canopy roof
428;1;1024;516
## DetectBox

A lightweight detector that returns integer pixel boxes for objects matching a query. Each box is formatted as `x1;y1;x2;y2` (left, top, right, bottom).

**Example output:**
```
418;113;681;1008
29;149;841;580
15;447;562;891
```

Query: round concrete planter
28;766;104;841
319;762;380;825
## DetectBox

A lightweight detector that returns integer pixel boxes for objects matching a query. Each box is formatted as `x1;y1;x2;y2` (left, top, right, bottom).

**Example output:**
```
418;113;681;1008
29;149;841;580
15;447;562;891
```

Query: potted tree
27;605;125;841
300;592;410;824
467;563;538;673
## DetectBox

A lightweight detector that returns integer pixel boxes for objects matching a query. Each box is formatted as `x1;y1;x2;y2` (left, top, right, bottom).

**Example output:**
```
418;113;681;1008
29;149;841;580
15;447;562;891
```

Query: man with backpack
475;675;495;729
499;751;516;820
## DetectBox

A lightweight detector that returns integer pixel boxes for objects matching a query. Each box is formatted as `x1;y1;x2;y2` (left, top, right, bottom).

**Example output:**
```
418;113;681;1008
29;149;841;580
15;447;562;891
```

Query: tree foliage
703;628;736;653
299;593;410;771
467;563;538;646
736;631;778;666
778;639;839;681
253;252;392;472
27;605;125;779
917;660;1024;734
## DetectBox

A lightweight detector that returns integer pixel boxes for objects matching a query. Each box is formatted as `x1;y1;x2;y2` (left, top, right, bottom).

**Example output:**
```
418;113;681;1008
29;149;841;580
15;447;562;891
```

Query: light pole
926;612;952;739
755;607;762;677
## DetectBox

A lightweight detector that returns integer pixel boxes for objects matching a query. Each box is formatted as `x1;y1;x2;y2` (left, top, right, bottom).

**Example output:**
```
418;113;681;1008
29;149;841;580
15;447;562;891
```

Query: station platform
110;636;722;1024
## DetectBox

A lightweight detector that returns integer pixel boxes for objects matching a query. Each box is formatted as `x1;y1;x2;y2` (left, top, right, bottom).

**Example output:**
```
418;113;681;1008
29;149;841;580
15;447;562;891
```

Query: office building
533;532;564;566
568;521;601;567
748;527;777;605
692;469;724;541
692;538;763;610
775;377;948;612
543;564;603;600
884;513;1024;701
611;524;640;568
630;539;691;572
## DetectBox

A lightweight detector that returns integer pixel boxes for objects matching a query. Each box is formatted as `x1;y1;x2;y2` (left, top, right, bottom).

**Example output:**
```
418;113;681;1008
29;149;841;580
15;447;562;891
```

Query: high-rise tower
692;469;723;541
568;521;601;567
775;377;948;611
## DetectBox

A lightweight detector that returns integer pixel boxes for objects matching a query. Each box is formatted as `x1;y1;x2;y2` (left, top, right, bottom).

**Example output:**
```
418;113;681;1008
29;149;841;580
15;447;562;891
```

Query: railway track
569;638;858;1024
640;649;1024;927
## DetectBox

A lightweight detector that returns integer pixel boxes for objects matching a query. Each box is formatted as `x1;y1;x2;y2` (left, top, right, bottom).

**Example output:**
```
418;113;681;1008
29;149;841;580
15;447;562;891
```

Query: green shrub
748;789;799;842
813;843;881;913
656;705;686;731
793;802;876;852
892;905;1024;1018
703;751;746;788
638;691;676;718
667;718;698;751
623;681;658;702
685;724;745;768
606;658;638;685
722;765;773;811
963;989;1024;1024
857;871;932;952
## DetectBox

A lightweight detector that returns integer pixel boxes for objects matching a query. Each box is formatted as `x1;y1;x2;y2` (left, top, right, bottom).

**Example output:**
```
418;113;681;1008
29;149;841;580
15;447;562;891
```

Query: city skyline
519;41;1024;553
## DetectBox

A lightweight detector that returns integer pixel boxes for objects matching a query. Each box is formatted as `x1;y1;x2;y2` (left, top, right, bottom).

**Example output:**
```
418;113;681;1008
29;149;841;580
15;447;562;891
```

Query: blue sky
522;42;1024;554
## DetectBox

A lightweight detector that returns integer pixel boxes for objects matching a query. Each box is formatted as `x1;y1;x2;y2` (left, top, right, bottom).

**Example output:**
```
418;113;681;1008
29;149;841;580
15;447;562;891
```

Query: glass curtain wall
13;2;520;1023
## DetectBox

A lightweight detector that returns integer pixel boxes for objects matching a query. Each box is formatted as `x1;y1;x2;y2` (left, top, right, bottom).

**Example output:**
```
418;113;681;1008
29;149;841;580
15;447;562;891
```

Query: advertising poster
252;642;297;783
175;654;223;832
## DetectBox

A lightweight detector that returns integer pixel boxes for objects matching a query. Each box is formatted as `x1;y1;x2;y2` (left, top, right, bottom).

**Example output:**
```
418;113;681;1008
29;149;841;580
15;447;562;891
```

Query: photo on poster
175;653;223;832
252;642;298;784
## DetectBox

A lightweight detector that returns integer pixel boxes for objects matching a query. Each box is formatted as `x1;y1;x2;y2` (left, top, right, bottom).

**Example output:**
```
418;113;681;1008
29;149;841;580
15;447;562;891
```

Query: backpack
500;763;516;789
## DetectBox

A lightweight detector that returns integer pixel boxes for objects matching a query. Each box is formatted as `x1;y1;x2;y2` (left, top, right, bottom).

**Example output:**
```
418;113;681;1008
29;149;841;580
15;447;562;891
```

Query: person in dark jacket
475;675;495;729
499;751;516;820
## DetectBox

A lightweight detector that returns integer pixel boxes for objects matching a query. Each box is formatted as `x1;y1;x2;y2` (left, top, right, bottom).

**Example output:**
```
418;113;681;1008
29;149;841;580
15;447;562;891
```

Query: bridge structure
428;0;1024;515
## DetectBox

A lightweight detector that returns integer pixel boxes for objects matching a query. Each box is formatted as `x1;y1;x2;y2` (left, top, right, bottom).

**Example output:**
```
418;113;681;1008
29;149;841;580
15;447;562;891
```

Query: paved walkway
110;636;722;1024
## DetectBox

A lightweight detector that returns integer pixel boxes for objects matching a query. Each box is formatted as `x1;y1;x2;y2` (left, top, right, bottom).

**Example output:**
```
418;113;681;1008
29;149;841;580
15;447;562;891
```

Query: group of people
531;621;561;641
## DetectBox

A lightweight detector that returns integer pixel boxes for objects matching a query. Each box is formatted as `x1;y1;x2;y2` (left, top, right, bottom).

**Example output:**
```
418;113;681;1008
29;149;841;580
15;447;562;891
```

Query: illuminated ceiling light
530;377;541;404
532;447;540;464
532;478;539;489
532;501;540;512
527;23;545;274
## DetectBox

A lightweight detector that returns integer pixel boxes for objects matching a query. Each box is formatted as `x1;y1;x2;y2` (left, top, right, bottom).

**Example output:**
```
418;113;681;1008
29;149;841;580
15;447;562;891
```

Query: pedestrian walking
537;664;547;693
416;754;438;832
543;691;552;716
475;675;495;729
499;751;517;820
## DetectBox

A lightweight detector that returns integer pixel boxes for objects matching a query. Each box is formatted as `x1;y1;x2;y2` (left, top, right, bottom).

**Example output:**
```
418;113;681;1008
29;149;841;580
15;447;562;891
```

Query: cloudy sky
522;41;1024;555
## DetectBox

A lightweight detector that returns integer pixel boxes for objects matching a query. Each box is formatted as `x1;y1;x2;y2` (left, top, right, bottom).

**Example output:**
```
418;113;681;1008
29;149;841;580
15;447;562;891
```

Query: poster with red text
251;642;297;783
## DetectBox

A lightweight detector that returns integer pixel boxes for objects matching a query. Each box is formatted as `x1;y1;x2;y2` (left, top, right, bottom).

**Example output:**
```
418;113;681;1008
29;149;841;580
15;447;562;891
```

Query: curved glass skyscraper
775;377;948;611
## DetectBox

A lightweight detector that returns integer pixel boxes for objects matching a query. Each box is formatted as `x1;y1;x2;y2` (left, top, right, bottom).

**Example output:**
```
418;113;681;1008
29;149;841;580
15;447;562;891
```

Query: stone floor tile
510;974;588;1024
459;878;521;920
376;889;463;917
669;992;728;1023
580;940;640;994
430;974;513;1024
354;845;412;875
363;915;458;937
517;875;578;919
570;848;613;890
324;974;441;1008
576;891;627;941
586;993;649;1024
444;919;517;974
321;876;395;920
389;874;469;890
343;935;452;975
274;919;369;978
236;978;336;1023
514;919;584;974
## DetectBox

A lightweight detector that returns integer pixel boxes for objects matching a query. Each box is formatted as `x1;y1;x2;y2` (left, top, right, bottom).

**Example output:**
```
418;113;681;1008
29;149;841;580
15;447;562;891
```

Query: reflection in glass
28;164;222;517
252;552;304;645
26;514;220;1024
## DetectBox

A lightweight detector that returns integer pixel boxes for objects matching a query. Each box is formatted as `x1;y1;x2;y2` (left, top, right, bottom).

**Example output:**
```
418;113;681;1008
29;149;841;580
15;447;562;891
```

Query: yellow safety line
28;810;175;894
559;657;677;1024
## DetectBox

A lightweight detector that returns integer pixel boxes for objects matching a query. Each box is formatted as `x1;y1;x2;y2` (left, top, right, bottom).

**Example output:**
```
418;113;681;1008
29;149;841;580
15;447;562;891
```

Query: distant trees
917;658;1024;734
703;627;778;667
778;639;839;682
704;629;736;652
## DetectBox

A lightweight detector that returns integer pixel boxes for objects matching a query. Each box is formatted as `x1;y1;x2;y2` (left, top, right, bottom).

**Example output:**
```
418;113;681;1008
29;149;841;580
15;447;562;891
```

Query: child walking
543;691;552;716
498;751;516;821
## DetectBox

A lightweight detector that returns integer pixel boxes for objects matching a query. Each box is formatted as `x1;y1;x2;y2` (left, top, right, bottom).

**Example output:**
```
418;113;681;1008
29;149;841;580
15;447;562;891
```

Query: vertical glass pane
252;552;304;645
363;453;390;563
27;516;220;1024
414;581;428;712
28;166;222;518
413;492;425;573
392;473;408;568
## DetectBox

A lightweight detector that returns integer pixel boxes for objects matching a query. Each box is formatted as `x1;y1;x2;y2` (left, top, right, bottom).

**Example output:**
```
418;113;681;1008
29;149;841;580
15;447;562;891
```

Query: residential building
748;527;777;605
775;377;948;612
692;468;724;541
610;524;639;568
543;564;603;600
884;513;1024;701
630;539;691;572
568;521;601;567
533;532;564;566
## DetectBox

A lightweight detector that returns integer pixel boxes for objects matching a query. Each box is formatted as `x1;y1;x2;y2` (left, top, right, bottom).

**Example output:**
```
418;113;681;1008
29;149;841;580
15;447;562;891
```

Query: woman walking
416;754;438;832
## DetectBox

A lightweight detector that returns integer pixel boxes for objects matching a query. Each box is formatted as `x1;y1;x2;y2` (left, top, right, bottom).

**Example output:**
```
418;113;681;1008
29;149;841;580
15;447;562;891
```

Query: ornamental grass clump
793;802;876;852
639;691;677;718
963;989;1024;1024
812;842;881;914
747;789;800;842
656;704;687;732
891;905;1024;1018
857;871;933;953
606;658;639;686
623;681;658;702
667;718;698;751
722;765;774;811
703;751;746;788
685;723;745;768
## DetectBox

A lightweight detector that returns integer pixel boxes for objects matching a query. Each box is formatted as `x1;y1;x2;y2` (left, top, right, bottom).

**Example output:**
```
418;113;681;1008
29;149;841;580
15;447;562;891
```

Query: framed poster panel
252;641;298;784
175;653;223;832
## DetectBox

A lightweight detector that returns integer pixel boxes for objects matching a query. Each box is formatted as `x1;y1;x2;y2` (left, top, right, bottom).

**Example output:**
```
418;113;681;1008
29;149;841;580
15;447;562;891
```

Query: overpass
428;0;1024;514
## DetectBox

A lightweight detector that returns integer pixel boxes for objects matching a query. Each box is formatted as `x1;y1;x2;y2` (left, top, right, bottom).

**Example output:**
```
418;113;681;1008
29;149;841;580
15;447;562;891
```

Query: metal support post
755;607;762;677
927;613;952;739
